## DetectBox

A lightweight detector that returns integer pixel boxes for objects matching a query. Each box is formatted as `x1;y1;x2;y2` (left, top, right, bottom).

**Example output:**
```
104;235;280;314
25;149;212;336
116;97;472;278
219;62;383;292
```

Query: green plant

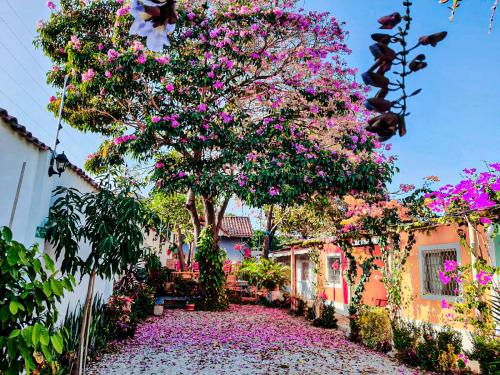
415;324;462;372
45;183;152;375
313;303;338;329
470;334;500;375
106;295;136;340
392;318;421;365
0;227;73;375
195;228;228;311
237;258;290;291
356;306;392;352
294;298;306;317
132;285;155;320
58;295;112;374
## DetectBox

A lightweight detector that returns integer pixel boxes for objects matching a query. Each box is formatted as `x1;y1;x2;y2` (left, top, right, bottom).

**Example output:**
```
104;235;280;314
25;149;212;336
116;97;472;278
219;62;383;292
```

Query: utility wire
0;86;53;140
5;0;37;38
0;37;52;98
0;64;50;113
0;15;50;78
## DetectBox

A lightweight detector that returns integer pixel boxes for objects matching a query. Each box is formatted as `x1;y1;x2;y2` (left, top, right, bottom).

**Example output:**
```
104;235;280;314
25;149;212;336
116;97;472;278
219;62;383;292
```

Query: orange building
271;223;499;329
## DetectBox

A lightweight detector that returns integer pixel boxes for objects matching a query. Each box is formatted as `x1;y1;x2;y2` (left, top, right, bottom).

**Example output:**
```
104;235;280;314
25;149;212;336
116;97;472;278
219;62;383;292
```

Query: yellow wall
400;224;491;327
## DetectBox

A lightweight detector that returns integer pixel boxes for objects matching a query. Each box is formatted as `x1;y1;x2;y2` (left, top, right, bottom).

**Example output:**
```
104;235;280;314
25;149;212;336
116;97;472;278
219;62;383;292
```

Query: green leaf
21;326;33;347
51;334;63;354
50;279;63;296
39;326;50;346
41;343;53;363
42;282;52;297
0;305;9;322
7;247;19;266
43;254;55;273
8;329;21;339
1;226;13;242
9;300;18;315
32;322;41;346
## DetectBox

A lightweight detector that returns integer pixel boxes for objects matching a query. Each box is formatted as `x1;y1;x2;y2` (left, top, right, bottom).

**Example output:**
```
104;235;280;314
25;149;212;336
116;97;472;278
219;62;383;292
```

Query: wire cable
0;37;52;98
0;15;50;78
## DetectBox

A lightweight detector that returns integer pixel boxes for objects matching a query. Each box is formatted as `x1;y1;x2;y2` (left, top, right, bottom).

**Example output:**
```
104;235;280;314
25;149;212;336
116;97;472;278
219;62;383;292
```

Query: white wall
0;120;113;321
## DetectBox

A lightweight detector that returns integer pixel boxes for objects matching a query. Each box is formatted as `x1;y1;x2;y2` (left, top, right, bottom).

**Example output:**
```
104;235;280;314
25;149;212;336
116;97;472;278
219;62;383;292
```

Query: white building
0;107;113;320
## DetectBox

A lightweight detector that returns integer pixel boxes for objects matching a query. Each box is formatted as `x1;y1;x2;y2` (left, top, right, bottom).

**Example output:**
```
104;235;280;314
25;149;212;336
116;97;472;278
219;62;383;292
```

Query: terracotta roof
219;216;253;238
0;107;100;190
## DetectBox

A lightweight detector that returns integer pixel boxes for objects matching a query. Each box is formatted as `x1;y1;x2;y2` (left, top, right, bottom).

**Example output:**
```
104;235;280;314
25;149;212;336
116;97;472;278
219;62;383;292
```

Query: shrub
237;258;290;291
0;227;73;375
107;295;136;340
313;303;338;329
392;319;421;366
132;284;155;320
294;298;306;317
470;334;500;375
416;324;462;372
356;306;392;352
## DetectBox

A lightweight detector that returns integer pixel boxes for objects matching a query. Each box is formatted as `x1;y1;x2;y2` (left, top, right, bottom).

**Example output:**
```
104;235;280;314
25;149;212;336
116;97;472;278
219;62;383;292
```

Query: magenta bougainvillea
424;163;500;221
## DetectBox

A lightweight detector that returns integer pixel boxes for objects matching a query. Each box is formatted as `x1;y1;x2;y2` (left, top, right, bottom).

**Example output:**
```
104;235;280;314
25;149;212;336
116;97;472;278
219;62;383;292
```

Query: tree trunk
202;196;218;245
185;189;201;244
176;224;188;271
262;205;275;259
75;267;97;375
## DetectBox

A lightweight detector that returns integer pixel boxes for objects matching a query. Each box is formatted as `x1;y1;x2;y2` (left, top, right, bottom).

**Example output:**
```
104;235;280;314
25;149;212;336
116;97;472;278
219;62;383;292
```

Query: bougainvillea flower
441;299;449;309
377;12;402;29
444;260;458;273
129;0;177;52
476;270;493;286
438;270;451;285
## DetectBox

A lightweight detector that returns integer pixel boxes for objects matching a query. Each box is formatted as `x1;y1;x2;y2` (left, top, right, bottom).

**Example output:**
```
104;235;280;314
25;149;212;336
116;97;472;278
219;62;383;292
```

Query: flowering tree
37;0;394;248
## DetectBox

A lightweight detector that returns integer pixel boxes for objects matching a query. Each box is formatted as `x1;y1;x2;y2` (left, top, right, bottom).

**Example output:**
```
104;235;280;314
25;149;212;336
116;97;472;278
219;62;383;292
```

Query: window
301;261;309;281
326;256;342;285
421;247;459;297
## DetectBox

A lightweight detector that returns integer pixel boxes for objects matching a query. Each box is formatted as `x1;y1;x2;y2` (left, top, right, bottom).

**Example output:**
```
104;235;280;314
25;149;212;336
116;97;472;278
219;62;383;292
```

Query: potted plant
185;300;196;311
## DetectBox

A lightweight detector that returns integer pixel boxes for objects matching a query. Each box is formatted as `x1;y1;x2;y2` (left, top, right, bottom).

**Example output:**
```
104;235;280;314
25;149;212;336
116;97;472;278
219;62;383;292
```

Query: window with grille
326;256;342;285
422;248;459;297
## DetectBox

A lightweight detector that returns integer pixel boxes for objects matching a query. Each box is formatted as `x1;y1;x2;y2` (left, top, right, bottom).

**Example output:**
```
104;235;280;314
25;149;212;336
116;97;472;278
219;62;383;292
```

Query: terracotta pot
185;303;195;311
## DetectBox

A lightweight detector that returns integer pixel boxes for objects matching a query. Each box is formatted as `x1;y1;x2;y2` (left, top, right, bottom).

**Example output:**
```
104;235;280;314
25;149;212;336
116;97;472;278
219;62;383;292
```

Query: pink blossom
197;103;207;112
47;1;56;10
82;68;95;82
269;187;280;196
107;49;120;62
443;260;458;273
155;162;164;169
165;83;174;92
117;5;131;16
49;95;57;103
156;56;170;65
105;71;113;78
137;53;147;64
441;299;449;309
476;270;493;286
213;81;224;89
151;116;161;123
438;270;451;285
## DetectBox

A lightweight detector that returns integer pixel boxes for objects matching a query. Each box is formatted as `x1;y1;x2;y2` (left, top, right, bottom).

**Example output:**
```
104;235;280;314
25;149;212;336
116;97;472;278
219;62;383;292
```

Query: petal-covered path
88;305;416;375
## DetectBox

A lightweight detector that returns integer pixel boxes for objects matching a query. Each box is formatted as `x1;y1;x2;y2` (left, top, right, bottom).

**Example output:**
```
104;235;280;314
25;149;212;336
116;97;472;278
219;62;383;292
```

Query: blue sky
0;1;498;216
